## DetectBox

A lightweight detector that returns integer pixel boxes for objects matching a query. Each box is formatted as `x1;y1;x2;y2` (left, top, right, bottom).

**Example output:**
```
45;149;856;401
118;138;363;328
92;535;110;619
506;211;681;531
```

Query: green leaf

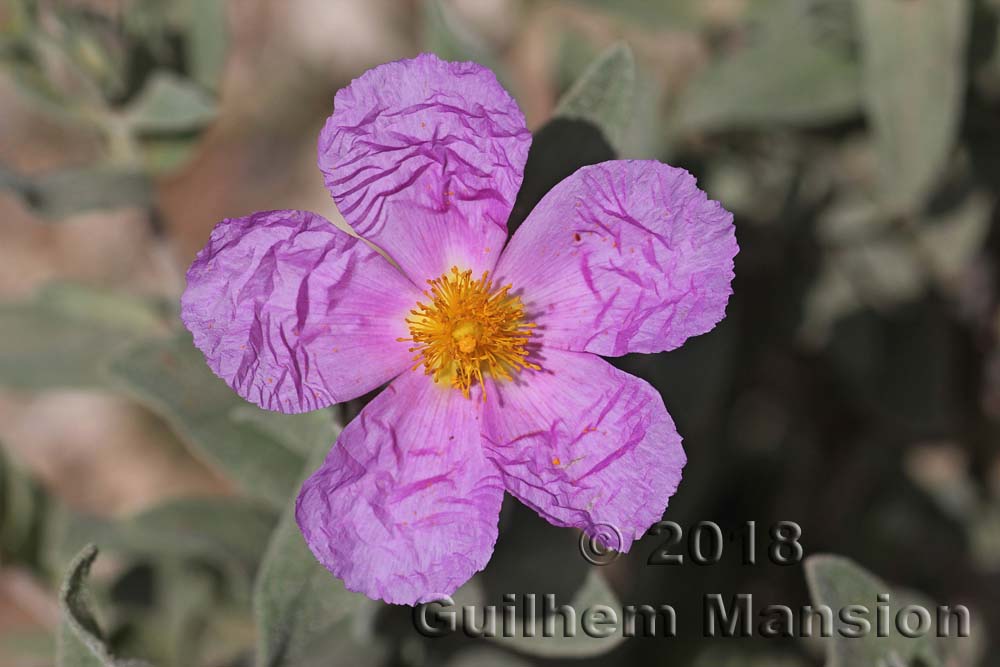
576;0;706;29
674;0;860;132
0;443;48;567
4;54;84;122
553;31;601;95
916;190;992;289
4;0;36;35
124;71;217;133
136;135;201;176
3;166;152;219
60;11;129;102
57;544;151;667
5;32;107;119
229;406;336;457
44;510;115;582
50;501;268;667
800;236;926;346
800;190;992;346
39;284;166;334
0;628;54;667
554;43;636;155
422;0;502;77
445;648;533;667
804;555;960;667
120;497;277;563
195;608;257;667
254;434;386;667
488;570;626;658
92;497;277;599
854;0;970;215
105;334;313;508
124;560;222;667
184;0;228;91
691;647;809;667
0;284;165;389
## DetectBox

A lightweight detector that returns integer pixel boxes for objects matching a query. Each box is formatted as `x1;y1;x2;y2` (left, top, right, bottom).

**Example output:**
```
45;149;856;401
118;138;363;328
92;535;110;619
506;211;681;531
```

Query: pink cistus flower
181;53;736;605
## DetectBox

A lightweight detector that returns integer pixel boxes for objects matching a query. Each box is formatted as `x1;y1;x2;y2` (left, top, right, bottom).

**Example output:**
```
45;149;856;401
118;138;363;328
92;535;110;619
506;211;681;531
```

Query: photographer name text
414;593;970;640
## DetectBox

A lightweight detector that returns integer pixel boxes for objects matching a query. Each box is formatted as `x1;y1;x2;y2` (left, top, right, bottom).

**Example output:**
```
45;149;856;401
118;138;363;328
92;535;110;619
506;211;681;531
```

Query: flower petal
318;52;531;282
482;349;684;551
495;160;737;356
296;369;504;605
181;209;418;414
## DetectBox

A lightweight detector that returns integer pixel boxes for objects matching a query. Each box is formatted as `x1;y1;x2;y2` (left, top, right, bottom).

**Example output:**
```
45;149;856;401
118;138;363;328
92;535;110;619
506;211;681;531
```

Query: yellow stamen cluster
400;266;539;399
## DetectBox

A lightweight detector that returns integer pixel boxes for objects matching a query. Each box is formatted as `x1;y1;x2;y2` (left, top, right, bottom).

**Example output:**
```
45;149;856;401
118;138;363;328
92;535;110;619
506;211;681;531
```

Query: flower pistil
401;266;538;398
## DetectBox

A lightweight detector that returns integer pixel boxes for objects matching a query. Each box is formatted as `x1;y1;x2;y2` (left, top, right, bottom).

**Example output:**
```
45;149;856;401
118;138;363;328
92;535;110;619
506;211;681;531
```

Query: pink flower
181;54;737;605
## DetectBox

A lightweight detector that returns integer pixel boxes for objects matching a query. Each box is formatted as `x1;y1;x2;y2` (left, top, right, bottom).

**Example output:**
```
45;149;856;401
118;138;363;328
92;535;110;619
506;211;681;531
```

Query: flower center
400;266;538;399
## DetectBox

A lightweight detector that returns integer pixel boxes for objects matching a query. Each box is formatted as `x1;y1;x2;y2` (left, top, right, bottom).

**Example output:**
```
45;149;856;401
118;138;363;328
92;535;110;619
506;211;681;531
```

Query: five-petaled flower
181;53;737;605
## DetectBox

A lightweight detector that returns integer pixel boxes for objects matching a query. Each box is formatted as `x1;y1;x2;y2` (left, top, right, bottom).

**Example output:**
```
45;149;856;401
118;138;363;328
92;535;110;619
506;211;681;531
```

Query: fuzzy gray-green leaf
854;0;970;215
488;570;627;658
57;544;151;667
105;334;309;508
125;71;217;133
675;0;860;132
554;42;636;154
5;167;152;219
0;284;165;389
805;555;951;667
254;435;385;667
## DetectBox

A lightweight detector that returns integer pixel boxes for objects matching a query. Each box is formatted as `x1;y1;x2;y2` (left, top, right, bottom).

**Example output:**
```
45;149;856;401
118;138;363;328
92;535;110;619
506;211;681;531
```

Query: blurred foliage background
1;0;999;665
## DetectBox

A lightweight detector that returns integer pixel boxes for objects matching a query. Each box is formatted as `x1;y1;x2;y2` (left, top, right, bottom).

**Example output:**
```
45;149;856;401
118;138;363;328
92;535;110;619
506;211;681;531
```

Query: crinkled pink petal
481;348;685;551
296;369;504;605
373;200;503;283
181;210;418;414
318;52;531;283
494;160;737;356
